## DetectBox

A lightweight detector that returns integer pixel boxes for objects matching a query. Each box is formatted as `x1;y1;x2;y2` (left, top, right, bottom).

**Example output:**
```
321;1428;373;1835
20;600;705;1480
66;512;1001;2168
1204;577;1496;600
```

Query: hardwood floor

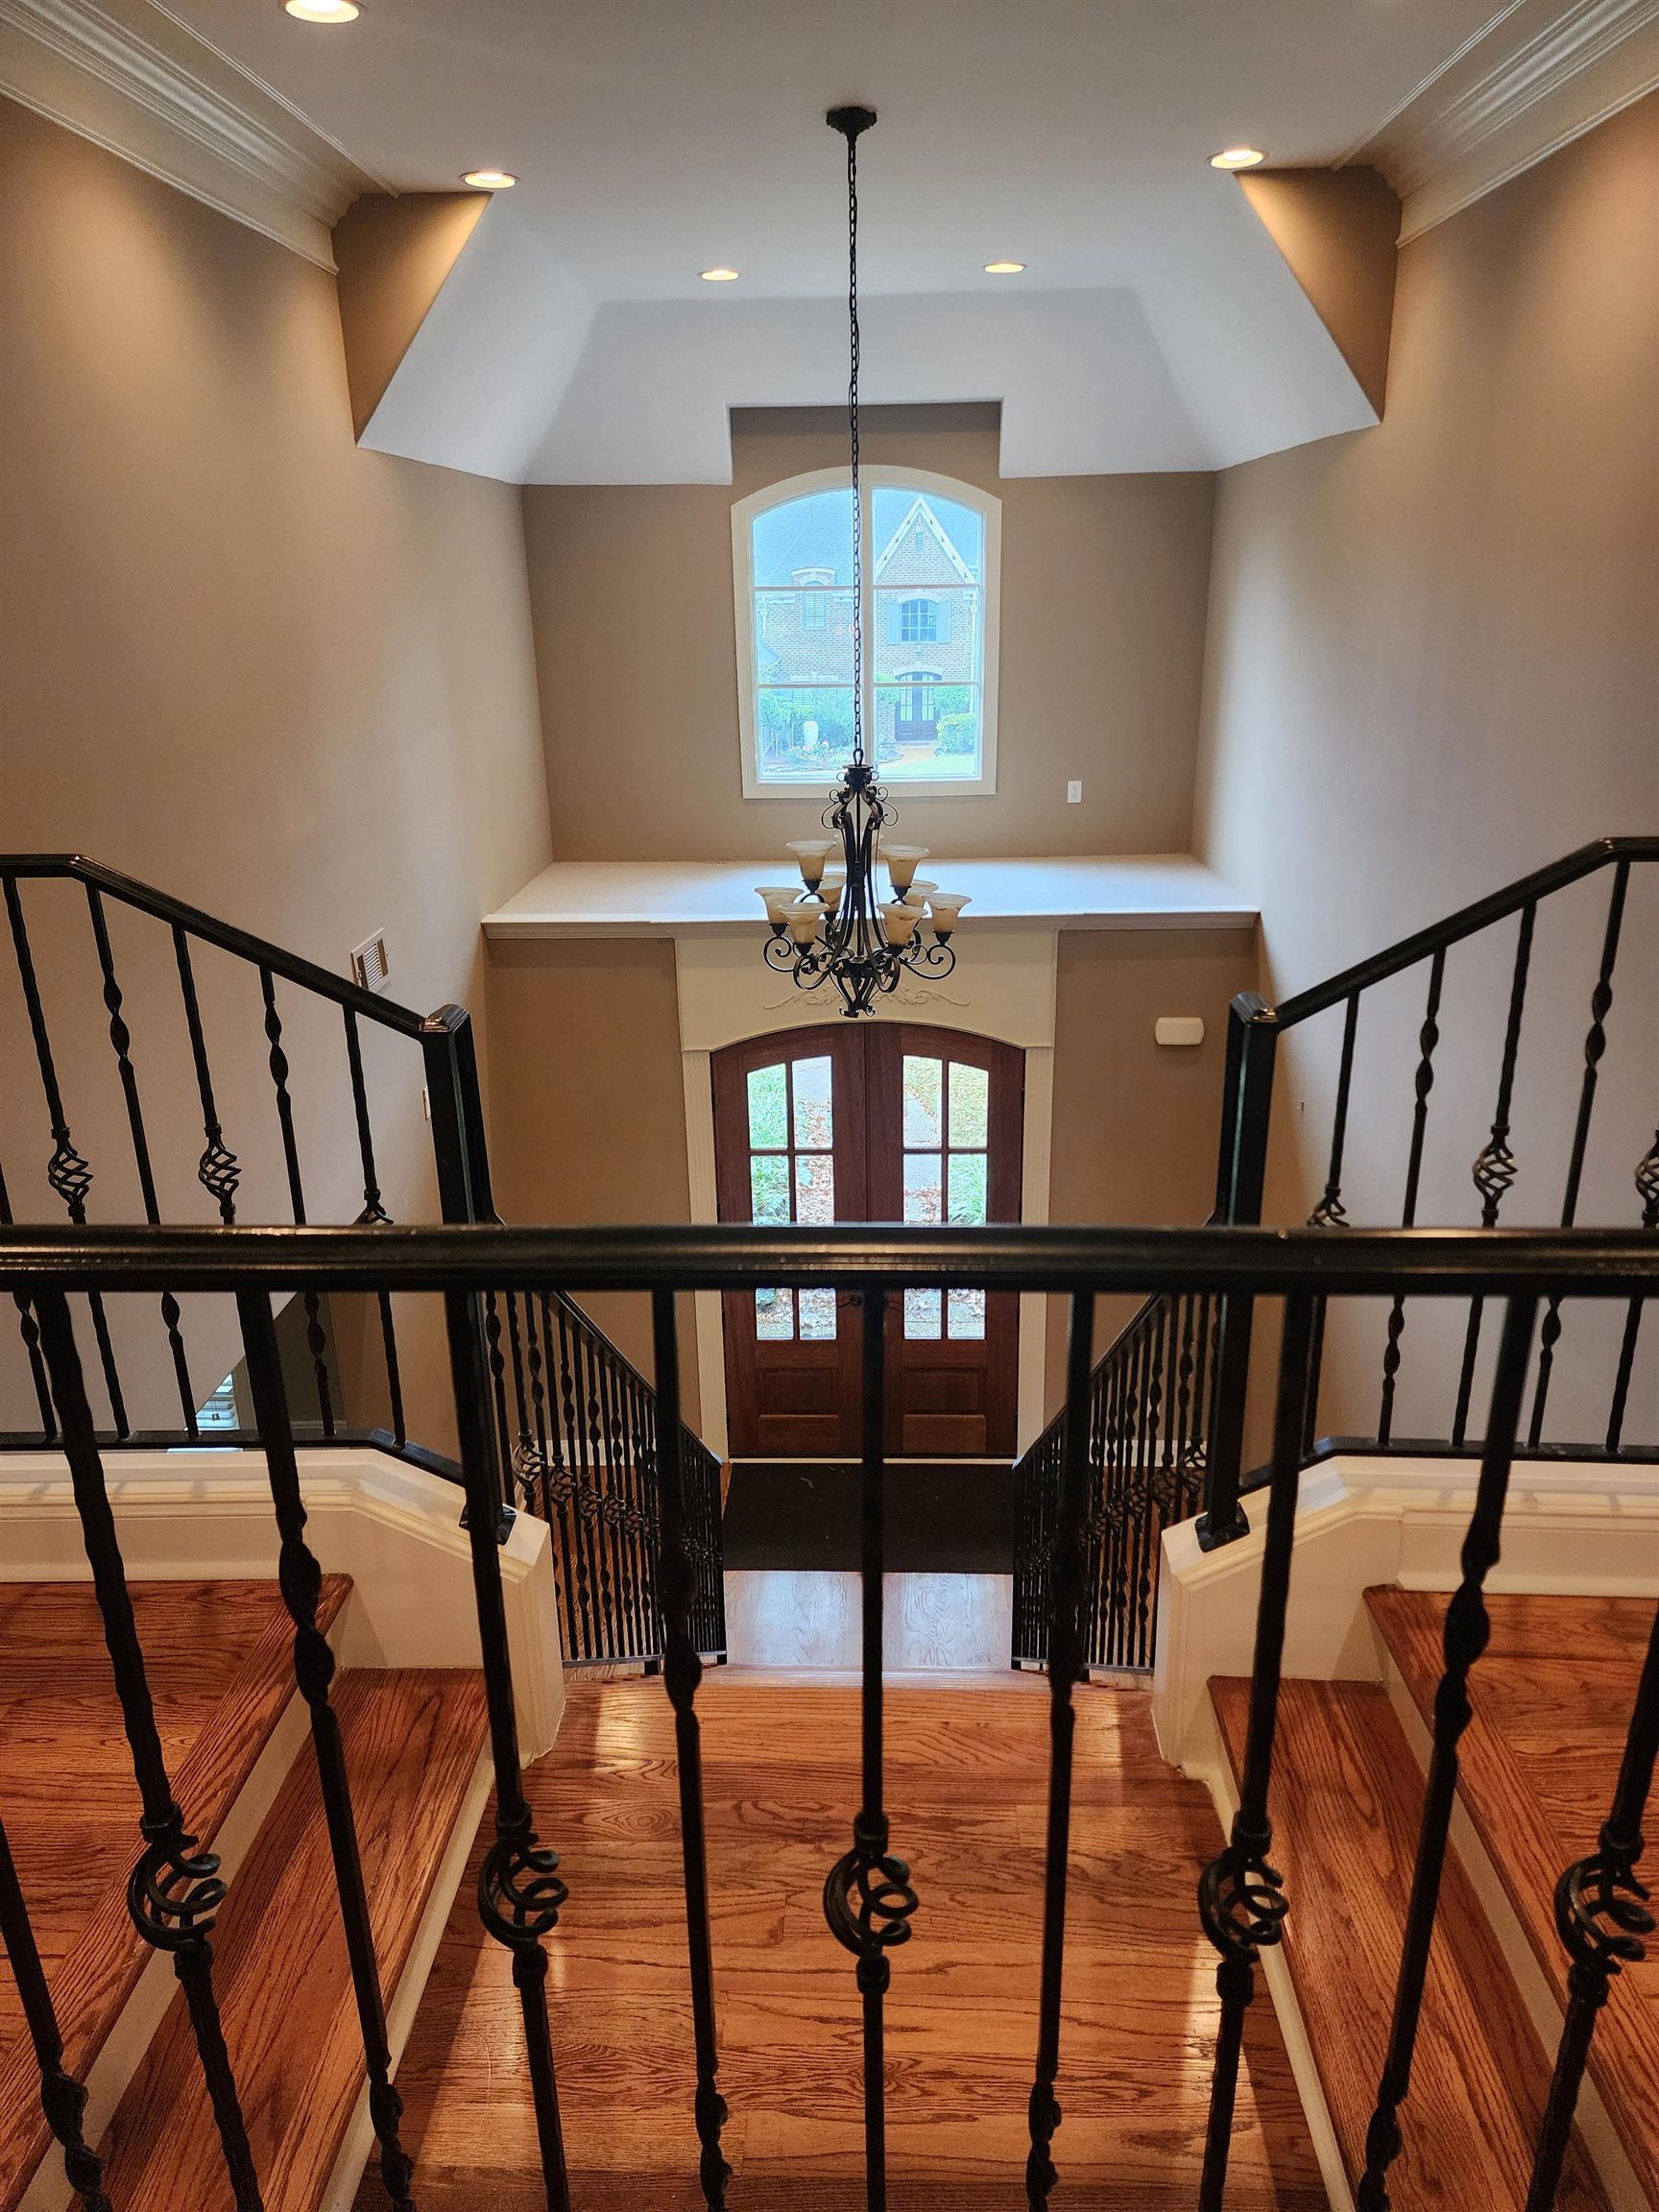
1368;1587;1659;2203
0;1576;347;2210
1212;1675;1608;2210
368;1675;1325;2209
98;1669;489;2211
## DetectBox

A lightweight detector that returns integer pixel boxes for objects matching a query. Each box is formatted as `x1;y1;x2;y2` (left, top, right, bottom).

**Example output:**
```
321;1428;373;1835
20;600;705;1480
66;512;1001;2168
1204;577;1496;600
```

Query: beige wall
0;99;551;1445
484;939;699;1425
1196;94;1659;1447
1044;927;1260;1414
523;411;1215;862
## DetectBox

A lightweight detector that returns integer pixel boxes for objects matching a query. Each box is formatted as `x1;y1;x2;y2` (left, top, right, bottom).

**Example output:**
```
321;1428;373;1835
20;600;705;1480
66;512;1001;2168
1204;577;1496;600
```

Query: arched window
733;467;1000;798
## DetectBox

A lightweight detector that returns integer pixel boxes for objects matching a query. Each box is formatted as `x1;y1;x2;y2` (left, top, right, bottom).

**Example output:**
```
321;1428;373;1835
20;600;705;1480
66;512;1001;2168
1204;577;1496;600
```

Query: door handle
844;1291;863;1308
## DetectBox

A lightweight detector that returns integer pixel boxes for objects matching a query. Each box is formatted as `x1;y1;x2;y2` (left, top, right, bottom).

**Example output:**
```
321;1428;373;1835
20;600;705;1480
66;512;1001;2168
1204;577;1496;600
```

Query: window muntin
735;469;998;797
748;1054;837;1342
900;1053;989;1340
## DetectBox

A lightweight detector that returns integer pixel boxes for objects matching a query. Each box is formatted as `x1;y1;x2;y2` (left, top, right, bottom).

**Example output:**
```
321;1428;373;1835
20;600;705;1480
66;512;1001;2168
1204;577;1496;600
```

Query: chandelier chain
846;121;863;767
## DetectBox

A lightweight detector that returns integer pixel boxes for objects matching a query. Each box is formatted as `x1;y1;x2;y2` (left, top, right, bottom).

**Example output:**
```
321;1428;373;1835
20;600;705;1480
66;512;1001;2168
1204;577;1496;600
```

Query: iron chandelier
756;106;969;1019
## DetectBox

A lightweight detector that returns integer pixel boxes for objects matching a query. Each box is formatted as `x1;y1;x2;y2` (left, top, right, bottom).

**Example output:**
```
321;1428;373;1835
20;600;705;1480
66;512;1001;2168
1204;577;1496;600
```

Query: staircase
0;1580;488;2212
1211;1590;1659;2210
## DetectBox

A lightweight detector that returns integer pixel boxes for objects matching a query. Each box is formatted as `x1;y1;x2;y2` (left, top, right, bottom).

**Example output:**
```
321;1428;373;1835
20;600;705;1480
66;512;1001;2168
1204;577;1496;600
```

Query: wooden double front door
713;1023;1023;1459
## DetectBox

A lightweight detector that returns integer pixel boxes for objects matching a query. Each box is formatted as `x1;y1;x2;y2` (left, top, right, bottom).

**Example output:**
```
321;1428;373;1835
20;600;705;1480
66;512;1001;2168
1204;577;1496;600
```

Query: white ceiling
150;0;1585;479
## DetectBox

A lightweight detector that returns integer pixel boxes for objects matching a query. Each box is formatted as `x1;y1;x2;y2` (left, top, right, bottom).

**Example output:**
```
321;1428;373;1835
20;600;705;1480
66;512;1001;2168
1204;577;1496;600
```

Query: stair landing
1368;1586;1659;2204
372;1675;1327;2209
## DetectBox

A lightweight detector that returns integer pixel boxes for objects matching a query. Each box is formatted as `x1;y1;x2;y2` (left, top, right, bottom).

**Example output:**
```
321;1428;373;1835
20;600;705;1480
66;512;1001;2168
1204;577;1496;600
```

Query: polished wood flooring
0;1576;343;2210
99;1670;488;2212
1213;1675;1607;2211
367;1675;1325;2210
1369;1587;1659;2203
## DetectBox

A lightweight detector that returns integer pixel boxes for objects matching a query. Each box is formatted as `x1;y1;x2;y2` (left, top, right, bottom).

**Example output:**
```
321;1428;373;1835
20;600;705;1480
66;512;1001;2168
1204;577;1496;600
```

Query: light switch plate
1155;1016;1205;1046
1066;780;1082;804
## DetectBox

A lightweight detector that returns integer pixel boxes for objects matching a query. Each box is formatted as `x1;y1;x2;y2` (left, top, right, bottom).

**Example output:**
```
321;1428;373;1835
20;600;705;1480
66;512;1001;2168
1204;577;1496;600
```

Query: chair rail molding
1350;0;1659;241
0;0;384;268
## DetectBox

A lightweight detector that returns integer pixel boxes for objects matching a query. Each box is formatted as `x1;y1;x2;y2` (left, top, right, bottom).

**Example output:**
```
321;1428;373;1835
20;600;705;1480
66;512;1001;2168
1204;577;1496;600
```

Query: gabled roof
873;495;977;585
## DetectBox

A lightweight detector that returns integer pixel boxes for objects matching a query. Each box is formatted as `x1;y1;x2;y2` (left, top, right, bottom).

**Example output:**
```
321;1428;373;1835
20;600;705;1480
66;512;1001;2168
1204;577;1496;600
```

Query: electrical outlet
350;930;391;994
1066;780;1083;805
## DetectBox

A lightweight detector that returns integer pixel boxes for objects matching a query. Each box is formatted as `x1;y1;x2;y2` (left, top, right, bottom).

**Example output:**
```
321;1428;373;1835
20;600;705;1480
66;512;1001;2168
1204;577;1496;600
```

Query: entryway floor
724;1569;1015;1670
366;1674;1325;2209
722;1458;1016;1573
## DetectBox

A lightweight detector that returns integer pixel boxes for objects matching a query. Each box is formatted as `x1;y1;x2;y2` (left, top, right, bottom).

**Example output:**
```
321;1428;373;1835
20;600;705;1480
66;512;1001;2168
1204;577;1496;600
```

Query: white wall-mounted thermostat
1155;1016;1205;1047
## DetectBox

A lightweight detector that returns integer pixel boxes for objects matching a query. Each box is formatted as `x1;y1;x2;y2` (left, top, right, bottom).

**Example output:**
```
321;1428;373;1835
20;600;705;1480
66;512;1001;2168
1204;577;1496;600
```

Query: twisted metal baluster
6;878;129;1435
0;1814;112;2209
536;1295;585;1661
257;967;335;1433
343;1010;407;1447
1528;862;1629;1446
1356;1295;1538;2210
34;1289;263;2207
1525;1595;1659;2210
1377;952;1444;1447
1310;993;1360;1231
1025;1290;1095;2205
1452;907;1534;1446
235;1289;417;2208
650;1292;732;2204
443;1289;571;2211
555;1301;598;1661
0;1154;56;1440
173;927;240;1222
86;883;198;1430
1606;1131;1659;1454
825;1287;918;2211
1197;1293;1316;2212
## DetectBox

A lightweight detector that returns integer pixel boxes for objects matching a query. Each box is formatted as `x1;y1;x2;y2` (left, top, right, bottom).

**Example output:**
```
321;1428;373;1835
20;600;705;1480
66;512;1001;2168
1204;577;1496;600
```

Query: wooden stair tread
1367;1586;1659;2200
0;1575;349;2210
1210;1674;1608;2210
98;1668;488;2212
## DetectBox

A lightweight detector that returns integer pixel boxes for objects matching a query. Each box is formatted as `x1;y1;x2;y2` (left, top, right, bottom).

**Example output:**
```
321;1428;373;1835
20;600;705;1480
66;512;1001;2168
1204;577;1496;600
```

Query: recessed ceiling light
983;260;1025;275
462;170;517;190
1210;147;1266;170
283;0;359;19
700;267;741;282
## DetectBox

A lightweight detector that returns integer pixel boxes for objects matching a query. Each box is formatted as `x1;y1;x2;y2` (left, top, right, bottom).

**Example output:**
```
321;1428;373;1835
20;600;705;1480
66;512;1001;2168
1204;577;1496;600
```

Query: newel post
1198;994;1280;1550
422;1004;513;1536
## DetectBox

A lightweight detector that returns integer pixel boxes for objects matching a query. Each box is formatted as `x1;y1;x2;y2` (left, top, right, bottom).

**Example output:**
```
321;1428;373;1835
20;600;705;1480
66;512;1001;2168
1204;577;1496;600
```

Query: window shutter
935;597;951;644
886;598;903;643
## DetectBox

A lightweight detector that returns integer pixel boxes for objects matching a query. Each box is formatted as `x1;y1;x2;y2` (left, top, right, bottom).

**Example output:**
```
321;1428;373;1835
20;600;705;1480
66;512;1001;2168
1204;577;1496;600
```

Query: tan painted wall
1043;928;1260;1415
332;190;488;439
523;412;1215;862
484;939;699;1426
0;99;551;1447
1197;94;1659;1447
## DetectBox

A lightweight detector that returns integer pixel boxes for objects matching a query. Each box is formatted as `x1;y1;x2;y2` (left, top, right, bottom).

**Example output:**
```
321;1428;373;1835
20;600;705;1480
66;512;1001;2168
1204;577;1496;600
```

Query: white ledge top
484;854;1257;939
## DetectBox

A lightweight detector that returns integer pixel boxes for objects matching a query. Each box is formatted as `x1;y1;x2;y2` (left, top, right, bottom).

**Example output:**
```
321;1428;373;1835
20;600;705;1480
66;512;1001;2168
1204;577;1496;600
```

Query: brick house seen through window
733;468;1001;797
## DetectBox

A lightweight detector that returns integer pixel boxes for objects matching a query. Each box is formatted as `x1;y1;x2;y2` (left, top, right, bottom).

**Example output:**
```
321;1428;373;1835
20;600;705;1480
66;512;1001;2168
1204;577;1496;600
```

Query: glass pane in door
747;1053;837;1343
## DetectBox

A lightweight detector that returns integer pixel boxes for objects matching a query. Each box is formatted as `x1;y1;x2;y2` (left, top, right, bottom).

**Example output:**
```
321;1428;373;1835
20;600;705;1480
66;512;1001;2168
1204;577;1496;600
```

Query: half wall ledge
481;854;1258;940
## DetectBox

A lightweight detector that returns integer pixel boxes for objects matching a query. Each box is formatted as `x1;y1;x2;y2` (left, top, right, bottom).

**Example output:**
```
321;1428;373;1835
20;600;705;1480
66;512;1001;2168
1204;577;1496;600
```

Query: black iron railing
0;1219;1652;2212
0;854;724;1666
1016;838;1658;1672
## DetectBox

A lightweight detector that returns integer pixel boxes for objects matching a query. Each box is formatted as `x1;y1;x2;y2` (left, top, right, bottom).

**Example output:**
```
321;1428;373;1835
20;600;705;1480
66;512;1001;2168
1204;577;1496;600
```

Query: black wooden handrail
2;853;440;1037
1;853;727;1669
1268;834;1659;1028
2;1219;1655;1296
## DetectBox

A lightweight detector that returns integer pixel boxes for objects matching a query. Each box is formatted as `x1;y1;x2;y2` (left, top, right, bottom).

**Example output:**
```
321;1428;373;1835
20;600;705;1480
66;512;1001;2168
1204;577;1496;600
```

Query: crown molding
0;0;384;269
1354;0;1659;242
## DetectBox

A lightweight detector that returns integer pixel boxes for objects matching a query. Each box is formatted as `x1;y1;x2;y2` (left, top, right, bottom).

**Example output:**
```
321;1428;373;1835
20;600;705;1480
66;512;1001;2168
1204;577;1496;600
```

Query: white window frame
733;464;1002;800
